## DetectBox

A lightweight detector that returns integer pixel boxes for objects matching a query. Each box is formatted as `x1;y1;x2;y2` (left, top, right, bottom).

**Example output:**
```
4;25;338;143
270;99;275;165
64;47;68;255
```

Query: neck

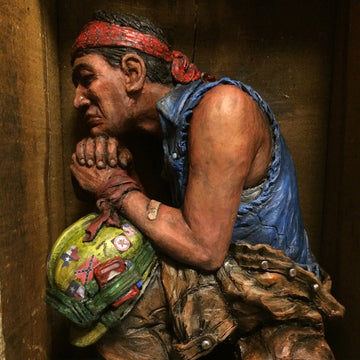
127;82;172;138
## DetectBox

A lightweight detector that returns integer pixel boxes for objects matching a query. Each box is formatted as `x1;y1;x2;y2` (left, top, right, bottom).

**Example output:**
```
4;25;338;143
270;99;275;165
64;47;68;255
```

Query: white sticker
112;235;131;252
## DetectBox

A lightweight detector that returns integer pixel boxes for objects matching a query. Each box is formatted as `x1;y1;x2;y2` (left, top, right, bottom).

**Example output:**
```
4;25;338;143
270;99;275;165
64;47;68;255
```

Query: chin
90;128;122;139
90;127;107;136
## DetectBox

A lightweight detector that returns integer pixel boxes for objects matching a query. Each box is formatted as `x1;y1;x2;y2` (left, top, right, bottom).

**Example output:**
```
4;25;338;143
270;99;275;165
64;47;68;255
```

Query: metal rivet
260;260;269;270
224;260;232;271
289;268;297;278
201;338;212;350
312;283;320;292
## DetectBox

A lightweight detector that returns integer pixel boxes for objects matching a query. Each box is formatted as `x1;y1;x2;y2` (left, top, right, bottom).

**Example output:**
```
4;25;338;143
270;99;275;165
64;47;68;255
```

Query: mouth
85;113;102;128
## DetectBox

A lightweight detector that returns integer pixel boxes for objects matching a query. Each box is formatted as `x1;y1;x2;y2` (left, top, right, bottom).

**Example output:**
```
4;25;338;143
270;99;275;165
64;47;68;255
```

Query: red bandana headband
72;20;201;83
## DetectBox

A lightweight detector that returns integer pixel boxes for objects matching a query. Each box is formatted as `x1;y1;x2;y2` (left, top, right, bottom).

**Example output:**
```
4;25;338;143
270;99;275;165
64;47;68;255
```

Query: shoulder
189;83;264;156
191;83;266;138
195;83;254;115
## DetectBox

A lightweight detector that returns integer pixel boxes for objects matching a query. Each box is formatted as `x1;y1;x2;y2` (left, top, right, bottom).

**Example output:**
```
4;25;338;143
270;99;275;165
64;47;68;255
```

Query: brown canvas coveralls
97;243;344;360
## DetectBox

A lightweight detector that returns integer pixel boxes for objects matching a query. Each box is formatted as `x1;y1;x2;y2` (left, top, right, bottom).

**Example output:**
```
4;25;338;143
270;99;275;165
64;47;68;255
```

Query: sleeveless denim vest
156;78;320;276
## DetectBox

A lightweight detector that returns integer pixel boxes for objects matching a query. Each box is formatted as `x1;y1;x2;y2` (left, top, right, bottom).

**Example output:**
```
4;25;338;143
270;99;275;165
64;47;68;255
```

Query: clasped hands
70;135;137;195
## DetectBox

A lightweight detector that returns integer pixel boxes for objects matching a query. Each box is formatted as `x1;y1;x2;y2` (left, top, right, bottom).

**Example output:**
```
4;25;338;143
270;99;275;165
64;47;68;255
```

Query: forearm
119;190;220;271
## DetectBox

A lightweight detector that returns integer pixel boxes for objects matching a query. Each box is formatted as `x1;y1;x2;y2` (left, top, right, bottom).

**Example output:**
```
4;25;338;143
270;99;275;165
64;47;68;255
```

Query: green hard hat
45;213;157;347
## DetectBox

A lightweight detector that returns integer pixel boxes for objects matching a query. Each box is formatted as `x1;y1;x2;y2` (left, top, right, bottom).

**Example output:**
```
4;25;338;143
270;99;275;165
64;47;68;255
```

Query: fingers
76;141;86;165
70;152;109;194
75;136;133;169
107;137;119;167
106;138;133;169
70;153;81;177
84;138;96;166
75;138;96;166
76;137;104;168
118;148;133;169
95;136;107;169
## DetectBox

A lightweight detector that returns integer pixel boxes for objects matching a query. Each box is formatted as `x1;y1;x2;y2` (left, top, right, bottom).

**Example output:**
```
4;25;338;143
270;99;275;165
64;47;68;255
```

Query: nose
73;86;90;110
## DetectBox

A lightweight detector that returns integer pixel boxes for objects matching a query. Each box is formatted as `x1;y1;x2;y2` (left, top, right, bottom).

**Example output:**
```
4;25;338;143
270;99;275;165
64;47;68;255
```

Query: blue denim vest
156;78;320;276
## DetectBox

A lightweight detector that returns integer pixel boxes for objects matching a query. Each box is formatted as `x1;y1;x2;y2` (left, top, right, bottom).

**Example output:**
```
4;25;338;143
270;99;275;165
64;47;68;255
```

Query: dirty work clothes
157;78;320;276
97;243;344;360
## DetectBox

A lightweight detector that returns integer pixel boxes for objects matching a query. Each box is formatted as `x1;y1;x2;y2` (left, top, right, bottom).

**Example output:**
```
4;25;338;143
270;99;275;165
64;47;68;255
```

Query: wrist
108;184;141;211
96;169;141;212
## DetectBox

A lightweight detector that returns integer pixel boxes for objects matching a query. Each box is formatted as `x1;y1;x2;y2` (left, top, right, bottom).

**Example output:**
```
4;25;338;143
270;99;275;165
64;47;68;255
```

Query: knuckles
75;136;133;169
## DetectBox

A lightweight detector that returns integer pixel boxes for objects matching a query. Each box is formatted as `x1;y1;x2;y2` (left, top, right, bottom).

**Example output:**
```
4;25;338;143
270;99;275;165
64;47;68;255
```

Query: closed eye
79;74;94;88
72;64;95;88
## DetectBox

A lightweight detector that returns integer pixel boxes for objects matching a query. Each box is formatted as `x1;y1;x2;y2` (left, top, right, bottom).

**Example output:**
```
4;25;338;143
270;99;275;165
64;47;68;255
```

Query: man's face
72;53;132;136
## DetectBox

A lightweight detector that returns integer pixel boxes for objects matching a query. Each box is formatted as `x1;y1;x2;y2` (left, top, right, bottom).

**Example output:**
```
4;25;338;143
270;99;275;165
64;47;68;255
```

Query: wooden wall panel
322;0;360;358
0;0;63;359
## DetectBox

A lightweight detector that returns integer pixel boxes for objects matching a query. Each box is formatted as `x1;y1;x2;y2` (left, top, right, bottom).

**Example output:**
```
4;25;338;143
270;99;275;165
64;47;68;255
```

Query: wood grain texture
0;0;63;359
322;1;360;358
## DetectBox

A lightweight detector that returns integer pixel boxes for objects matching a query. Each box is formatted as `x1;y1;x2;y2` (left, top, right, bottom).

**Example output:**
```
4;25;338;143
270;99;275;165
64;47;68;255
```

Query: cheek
94;83;128;121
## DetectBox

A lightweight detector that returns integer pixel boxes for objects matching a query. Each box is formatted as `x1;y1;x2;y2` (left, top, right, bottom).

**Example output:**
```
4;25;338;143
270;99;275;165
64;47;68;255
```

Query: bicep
183;85;261;254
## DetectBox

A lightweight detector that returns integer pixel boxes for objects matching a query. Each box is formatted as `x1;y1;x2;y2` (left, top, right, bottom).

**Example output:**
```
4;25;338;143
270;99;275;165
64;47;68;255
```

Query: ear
121;53;147;94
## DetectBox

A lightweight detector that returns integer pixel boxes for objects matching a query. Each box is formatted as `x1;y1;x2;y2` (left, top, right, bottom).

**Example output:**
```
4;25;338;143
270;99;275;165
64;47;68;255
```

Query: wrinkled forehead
71;53;117;86
72;53;107;73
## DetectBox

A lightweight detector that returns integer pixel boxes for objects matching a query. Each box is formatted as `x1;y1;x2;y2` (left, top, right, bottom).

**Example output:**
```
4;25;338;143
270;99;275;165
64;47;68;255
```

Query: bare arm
71;85;271;271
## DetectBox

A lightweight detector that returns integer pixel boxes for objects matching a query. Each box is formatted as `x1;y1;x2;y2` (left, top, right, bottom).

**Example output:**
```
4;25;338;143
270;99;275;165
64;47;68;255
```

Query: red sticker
113;285;139;307
94;257;126;287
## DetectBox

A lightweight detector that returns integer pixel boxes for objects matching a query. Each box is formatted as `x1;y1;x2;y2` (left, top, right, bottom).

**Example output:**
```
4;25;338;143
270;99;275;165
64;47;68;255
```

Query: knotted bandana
72;20;201;83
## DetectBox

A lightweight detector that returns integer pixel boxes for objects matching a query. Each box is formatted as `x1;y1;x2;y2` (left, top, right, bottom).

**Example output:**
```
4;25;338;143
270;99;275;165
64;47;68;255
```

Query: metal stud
260;260;269;270
288;268;297;278
201;338;212;350
224;260;232;271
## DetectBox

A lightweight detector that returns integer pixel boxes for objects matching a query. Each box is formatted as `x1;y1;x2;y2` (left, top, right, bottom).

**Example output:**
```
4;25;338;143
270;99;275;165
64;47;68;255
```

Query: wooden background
0;0;359;359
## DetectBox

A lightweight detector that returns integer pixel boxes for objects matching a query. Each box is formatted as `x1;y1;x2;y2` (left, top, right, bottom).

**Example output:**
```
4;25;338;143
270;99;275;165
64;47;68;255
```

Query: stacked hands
70;135;142;242
70;135;140;196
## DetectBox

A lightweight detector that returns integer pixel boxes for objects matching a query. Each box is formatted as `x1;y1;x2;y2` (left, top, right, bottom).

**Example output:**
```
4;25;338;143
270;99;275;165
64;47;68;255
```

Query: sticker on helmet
60;245;80;267
113;285;139;307
74;255;100;285
94;257;127;287
112;235;132;252
121;223;136;237
66;280;86;301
